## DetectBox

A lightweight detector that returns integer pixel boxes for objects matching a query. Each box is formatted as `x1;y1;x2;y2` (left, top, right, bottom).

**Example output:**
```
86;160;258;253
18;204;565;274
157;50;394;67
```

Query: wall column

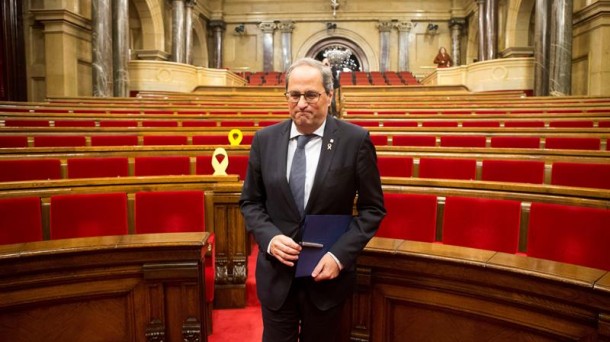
171;0;185;63
484;0;498;60
113;0;129;97
92;0;112;96
450;18;465;66
377;21;392;72
396;21;412;72
278;21;294;71
534;0;551;96
476;0;486;61
209;20;225;69
549;0;573;95
184;0;196;65
259;21;276;72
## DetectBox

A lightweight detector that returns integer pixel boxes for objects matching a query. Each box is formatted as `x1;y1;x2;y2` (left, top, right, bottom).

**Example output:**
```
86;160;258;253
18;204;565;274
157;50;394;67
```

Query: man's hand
311;253;341;282
269;235;302;267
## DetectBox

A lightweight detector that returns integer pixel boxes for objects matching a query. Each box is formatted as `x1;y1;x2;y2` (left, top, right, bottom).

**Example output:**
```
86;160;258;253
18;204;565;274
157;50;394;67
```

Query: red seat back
551;162;610;190
392;135;436;147
134;156;190;176
481;159;545;184
369;135;388;146
545;137;601;150
50;193;128;239
0;136;29;147
442;196;521;253
142;135;188;146
419;158;476;180
67;157;130;179
376;193;437;242
134;191;205;233
440;136;487;148
0;159;61;182
0;197;43;244
91;135;139;146
527;202;610;270
377;156;413;177
34;135;87;147
192;135;231;145
490;136;540;148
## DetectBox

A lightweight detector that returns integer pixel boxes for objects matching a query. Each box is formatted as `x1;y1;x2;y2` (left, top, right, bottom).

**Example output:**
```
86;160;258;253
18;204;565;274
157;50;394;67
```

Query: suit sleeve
239;132;282;251
329;131;386;270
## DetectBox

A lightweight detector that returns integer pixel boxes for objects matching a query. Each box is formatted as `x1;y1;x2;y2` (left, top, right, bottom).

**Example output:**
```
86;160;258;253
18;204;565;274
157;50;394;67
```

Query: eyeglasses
285;91;323;104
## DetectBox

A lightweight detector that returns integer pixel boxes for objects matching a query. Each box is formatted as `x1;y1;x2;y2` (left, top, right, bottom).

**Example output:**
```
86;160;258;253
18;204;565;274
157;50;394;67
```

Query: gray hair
285;57;334;95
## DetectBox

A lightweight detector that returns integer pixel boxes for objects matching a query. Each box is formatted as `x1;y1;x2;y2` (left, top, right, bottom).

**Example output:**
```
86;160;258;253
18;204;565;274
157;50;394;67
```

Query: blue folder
295;214;352;278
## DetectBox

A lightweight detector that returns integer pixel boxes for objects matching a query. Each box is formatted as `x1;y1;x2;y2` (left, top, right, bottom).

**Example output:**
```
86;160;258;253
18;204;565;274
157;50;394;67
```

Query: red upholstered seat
0;135;28;148
545;137;601;150
142;135;188;146
134;190;205;233
419;158;476;180
377;156;413;177
67;157;129;179
392;135;436;147
442;196;521;253
482;159;545;184
134;156;190;176
4;119;49;127
0;159;61;182
369;135;388;146
504;121;545;128
192;135;231;145
90;135;139;146
196;156;215;176
182;120;218;127
349;120;379;127
490;136;540;149
50;193;128;239
462;121;500;128
422;121;458;127
527;202;610;270
258;120;281;127
550;162;610;190
219;120;256;127
99;120;139;127
54;120;96;127
599;121;610;127
34;135;87;147
549;120;594;128
382;121;418;127
376;193;437;242
0;197;43;244
440;136;487;148
142;120;178;127
228;155;249;180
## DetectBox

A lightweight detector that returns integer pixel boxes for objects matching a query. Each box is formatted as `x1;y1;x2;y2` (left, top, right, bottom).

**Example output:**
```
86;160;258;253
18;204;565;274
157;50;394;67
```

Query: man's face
287;65;331;134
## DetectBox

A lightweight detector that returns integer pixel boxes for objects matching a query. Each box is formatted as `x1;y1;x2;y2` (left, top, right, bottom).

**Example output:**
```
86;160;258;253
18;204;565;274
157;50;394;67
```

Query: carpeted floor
208;242;262;342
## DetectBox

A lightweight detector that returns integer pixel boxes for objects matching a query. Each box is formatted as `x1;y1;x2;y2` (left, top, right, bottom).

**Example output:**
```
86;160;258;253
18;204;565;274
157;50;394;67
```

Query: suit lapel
276;120;301;216
306;116;339;213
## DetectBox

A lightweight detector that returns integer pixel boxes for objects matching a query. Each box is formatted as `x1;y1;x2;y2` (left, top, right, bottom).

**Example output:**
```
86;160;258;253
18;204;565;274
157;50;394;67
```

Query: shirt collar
290;117;326;140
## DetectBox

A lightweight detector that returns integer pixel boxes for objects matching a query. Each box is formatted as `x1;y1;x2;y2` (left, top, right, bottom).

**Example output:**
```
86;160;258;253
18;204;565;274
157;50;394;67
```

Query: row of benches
2;132;608;150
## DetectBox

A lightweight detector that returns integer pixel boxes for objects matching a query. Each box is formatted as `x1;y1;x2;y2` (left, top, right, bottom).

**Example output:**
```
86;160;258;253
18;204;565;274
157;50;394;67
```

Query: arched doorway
306;37;370;72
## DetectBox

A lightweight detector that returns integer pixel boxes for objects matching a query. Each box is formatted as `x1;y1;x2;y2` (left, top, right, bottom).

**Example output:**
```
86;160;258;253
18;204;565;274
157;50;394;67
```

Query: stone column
484;0;498;60
209;20;225;69
92;0;112;97
184;0;196;65
171;0;185;63
278;21;295;71
449;18;465;66
377;21;393;72
396;21;412;72
476;0;486;61
549;0;573;96
259;22;276;72
534;0;551;96
113;0;129;97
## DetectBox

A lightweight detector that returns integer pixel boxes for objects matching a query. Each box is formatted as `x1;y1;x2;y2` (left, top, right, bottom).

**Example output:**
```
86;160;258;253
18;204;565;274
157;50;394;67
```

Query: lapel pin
328;138;334;150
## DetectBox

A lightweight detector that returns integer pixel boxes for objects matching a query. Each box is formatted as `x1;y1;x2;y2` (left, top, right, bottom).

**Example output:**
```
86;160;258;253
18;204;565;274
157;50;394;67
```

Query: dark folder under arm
295;214;352;278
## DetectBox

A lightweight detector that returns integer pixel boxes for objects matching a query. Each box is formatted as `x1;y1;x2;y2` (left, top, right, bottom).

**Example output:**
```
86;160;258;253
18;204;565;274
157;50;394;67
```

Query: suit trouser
261;278;345;342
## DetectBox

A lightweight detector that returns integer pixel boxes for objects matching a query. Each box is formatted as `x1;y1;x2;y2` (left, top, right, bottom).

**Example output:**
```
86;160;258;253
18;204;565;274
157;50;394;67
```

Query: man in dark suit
240;57;385;342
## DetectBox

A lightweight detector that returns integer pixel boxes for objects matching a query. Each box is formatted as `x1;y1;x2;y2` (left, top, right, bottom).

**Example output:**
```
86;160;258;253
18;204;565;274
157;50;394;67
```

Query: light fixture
427;23;439;32
234;24;245;34
326;22;337;30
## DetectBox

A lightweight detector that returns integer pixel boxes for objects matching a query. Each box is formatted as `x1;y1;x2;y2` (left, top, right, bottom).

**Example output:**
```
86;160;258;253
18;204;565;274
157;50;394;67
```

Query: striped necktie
289;134;315;217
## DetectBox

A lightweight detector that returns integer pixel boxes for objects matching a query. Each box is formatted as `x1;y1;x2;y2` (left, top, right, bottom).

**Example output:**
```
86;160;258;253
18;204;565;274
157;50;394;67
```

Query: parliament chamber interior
1;0;609;341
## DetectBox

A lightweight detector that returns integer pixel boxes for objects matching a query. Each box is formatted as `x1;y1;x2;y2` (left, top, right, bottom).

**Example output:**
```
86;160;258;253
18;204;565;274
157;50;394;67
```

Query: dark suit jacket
240;116;385;311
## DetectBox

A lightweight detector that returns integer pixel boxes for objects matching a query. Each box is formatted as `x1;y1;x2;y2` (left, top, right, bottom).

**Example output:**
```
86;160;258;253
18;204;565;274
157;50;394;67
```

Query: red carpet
208;242;262;342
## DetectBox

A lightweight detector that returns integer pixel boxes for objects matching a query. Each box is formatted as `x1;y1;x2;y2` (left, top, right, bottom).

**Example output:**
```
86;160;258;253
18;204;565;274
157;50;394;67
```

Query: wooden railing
0;232;211;342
